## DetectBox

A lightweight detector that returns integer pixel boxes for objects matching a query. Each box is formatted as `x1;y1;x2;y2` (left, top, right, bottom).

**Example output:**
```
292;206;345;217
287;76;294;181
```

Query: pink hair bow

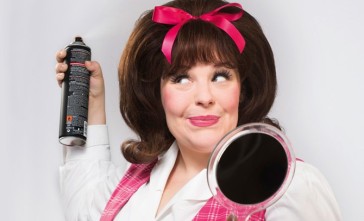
152;3;246;63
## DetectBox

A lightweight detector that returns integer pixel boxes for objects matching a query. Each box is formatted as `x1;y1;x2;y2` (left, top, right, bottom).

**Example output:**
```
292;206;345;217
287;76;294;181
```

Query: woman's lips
188;115;220;127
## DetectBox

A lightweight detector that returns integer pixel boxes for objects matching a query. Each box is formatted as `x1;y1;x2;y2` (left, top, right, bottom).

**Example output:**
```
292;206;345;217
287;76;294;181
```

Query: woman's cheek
161;87;185;116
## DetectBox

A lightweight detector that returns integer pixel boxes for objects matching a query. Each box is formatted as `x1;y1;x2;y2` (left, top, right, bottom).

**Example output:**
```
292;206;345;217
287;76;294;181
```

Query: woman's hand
55;49;106;125
226;214;238;221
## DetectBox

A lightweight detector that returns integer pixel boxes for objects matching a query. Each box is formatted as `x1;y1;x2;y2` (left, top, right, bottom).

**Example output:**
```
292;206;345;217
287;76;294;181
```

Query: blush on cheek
161;87;183;115
224;87;240;110
161;88;173;107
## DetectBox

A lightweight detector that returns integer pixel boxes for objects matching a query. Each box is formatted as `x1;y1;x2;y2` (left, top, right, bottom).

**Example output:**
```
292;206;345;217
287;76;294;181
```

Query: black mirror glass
207;123;295;220
216;133;287;204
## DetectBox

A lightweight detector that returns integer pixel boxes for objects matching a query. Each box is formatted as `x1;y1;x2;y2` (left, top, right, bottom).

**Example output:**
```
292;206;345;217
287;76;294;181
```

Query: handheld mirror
207;123;296;221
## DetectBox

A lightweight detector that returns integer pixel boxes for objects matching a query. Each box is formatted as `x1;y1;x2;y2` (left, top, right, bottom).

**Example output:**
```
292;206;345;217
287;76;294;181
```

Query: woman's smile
187;115;220;127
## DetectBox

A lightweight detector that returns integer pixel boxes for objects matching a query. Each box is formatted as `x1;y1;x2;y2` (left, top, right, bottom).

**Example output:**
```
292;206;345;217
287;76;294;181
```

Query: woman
55;0;341;220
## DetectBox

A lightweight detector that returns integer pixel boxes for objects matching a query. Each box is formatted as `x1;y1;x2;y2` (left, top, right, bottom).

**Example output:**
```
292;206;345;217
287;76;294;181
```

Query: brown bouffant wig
119;0;278;164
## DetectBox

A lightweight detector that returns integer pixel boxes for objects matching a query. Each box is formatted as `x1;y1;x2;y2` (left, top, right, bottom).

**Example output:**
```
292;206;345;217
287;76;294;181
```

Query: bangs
165;20;240;76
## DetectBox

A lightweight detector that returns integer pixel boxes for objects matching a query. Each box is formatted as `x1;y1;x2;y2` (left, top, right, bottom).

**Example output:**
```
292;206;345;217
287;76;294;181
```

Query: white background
1;0;363;220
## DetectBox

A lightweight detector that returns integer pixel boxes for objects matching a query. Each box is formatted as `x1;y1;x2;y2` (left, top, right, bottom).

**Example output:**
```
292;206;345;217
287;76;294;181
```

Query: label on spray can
59;36;91;146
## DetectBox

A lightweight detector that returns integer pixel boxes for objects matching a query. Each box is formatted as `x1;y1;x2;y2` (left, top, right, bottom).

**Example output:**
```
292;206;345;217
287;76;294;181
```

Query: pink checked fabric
100;160;265;221
193;197;265;221
100;160;158;221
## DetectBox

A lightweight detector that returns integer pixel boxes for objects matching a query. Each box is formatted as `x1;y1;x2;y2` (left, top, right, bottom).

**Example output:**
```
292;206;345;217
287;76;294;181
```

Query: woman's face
161;63;241;154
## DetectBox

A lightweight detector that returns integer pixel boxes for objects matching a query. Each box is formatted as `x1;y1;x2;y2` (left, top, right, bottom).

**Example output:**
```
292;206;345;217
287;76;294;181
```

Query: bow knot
152;3;246;63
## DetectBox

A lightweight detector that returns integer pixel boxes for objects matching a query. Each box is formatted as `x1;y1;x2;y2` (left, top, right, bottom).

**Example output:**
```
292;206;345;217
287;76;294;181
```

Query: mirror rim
207;122;296;214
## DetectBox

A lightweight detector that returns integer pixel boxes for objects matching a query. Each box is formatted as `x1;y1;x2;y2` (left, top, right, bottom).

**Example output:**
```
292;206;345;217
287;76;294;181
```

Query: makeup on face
160;63;241;153
188;115;220;127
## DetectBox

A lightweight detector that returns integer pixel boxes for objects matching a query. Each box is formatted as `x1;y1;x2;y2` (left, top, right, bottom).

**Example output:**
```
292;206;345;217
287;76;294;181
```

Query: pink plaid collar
100;160;265;221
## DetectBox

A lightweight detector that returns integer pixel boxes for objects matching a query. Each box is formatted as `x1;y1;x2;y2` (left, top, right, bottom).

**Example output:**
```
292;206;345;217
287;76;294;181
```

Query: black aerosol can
59;36;91;146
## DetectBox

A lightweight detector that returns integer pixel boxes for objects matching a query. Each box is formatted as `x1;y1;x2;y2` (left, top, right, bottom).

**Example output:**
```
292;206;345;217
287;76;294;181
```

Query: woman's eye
170;74;191;84
213;71;232;82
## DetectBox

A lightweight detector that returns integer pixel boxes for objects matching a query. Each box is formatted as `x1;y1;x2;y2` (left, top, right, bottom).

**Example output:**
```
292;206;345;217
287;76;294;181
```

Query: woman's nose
195;83;215;107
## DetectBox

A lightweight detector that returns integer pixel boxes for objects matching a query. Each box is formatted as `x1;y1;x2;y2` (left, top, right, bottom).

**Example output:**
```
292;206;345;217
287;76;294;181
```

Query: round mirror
207;123;296;220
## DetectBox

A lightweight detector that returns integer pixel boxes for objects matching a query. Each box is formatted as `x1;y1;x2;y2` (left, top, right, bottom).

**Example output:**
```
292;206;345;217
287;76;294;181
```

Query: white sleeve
59;125;126;221
266;161;342;221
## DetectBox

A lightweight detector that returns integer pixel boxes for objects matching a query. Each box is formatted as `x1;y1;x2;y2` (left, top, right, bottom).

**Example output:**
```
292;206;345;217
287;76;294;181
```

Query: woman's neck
175;146;211;176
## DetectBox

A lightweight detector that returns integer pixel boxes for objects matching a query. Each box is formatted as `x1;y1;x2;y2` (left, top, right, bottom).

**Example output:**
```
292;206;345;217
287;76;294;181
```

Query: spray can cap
69;36;87;47
75;36;83;42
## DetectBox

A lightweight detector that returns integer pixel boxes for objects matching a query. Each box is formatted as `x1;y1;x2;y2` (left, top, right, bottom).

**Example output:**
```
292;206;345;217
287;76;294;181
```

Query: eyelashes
169;70;233;84
169;73;189;84
213;70;232;82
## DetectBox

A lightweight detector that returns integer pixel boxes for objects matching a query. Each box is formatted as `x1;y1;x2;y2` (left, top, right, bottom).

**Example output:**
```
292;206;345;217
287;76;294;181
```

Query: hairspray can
59;36;91;146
